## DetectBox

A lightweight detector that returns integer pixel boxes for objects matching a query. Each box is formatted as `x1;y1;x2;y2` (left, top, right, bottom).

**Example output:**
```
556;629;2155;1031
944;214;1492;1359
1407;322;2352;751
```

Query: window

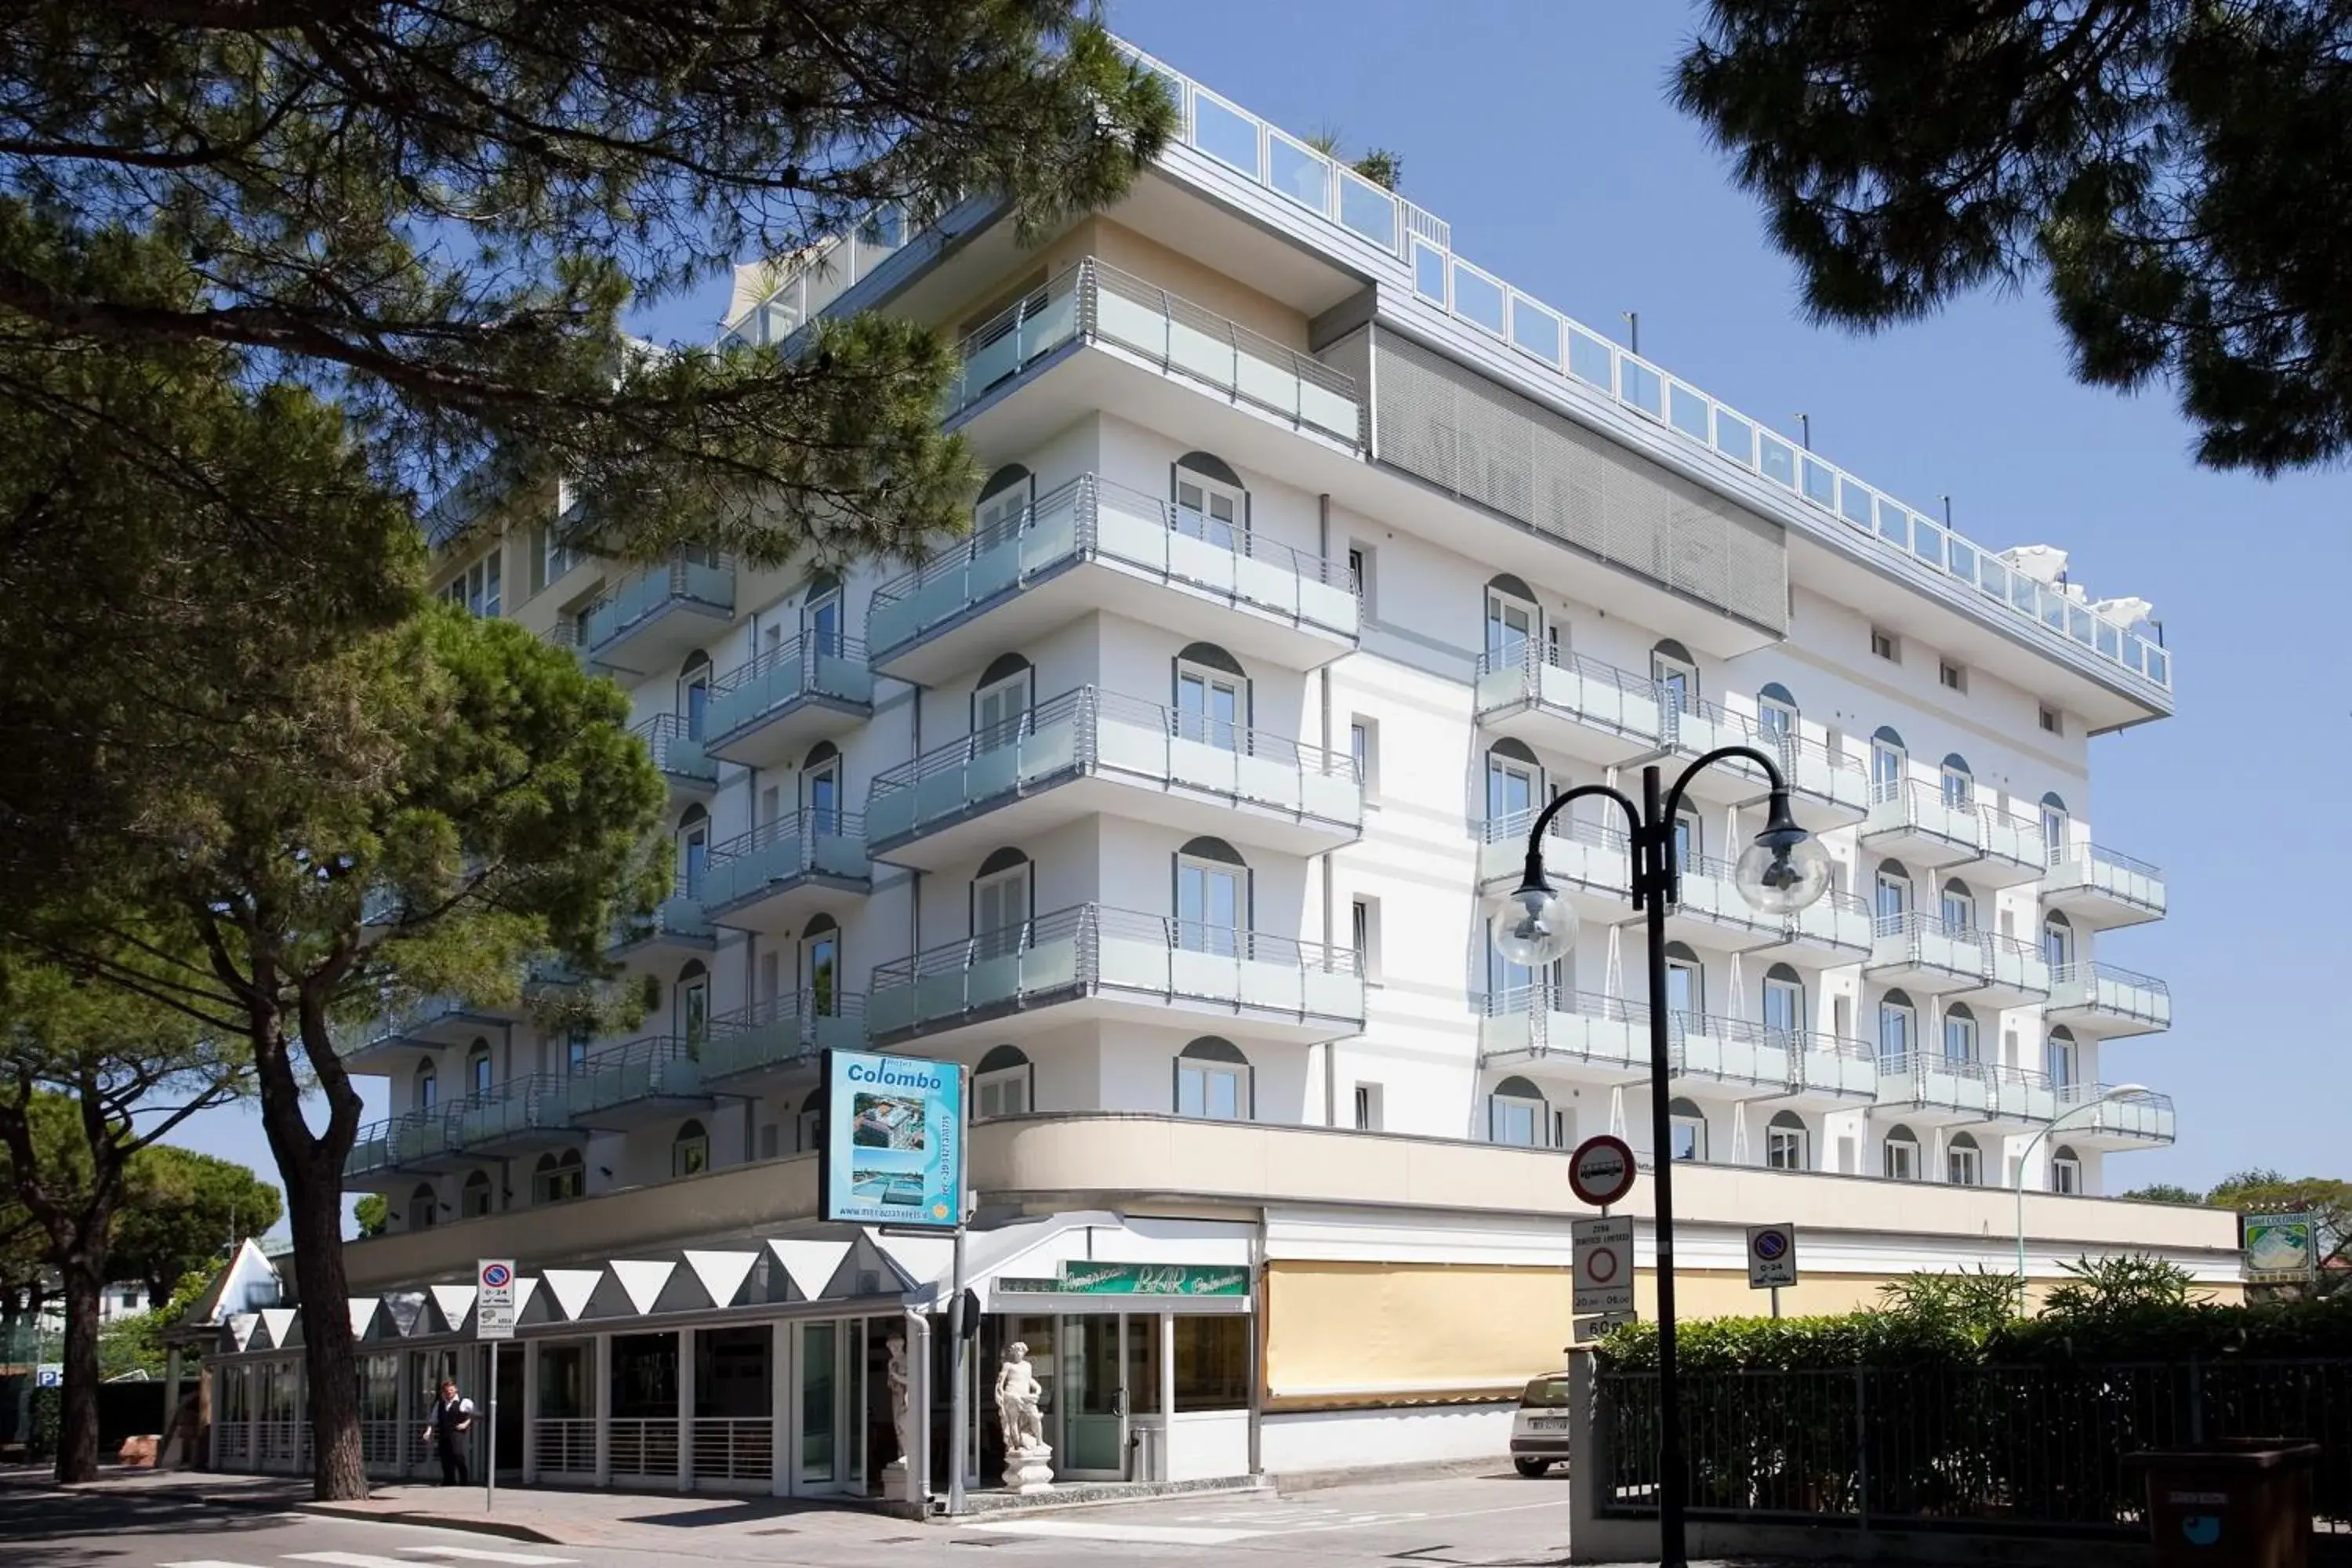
1870;627;1898;662
2045;1029;2078;1090
672;1118;711;1178
1488;1075;1548;1147
439;550;503;619
676;961;710;1047
677;804;710;898
1832;993;1853;1040
2042;913;2074;972
1173;1315;1249;1411
2039;706;2063;735
975;1044;1032;1120
1351;897;1381;983
1875;863;1911;930
971;851;1030;960
564;1026;589;1076
802;573;843;655
407;1183;437;1232
1761;964;1806;1041
1484;575;1538;665
1352;1083;1383;1131
1176;1037;1250;1121
530;522;579;595
1940;755;1973;808
1756;683;1798;740
1347;544;1374;609
801;914;840;1017
2041;793;2071;862
1349;717;1377;794
1939;660;1967;692
1943;1002;1978;1065
1765;1111;1809;1171
1176;837;1247;958
972;655;1033;746
414;1060;437;1112
1176;652;1246;752
803;742;843;835
975;465;1032;543
1940;879;1976;935
1879;989;1916;1058
1947;1133;1983;1187
1882;1127;1920;1181
1662;942;1704;1024
534;1150;584;1203
795;1094;824;1155
1668;1097;1708;1162
1870;727;1907;801
466;1040;492;1097
1671;809;1701;873
461;1170;493;1219
1174;453;1246;550
1652;639;1698;717
2051;1145;2082;1196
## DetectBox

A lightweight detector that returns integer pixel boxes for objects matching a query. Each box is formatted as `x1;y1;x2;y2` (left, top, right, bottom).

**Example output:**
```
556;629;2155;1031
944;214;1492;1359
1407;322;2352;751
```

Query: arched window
973;653;1033;741
673;1117;711;1178
1487;1073;1548;1148
1756;682;1798;739
461;1169;493;1219
1946;1131;1983;1186
677;803;710;898
2040;791;2071;862
1486;740;1542;834
2042;910;2075;972
1939;877;1976;935
1874;858;1912;928
2050;1144;2083;1196
1652;638;1697;713
1882;1123;1921;1181
1484;573;1539;662
975;464;1033;540
801;571;843;653
800;913;840;1017
971;848;1031;960
1662;942;1704;1020
1871;725;1907;800
1174;452;1247;549
1175;641;1247;750
681;650;712;742
1668;1097;1708;1162
414;1059;437;1112
975;1045;1033;1120
1879;988;1917;1058
1940;753;1974;808
796;1091;825;1155
1943;1001;1979;1064
1178;837;1247;956
800;739;843;831
1761;964;1806;1040
675;958;710;1046
532;1151;583;1204
1176;1037;1250;1121
408;1183;437;1232
2045;1027;2078;1090
466;1039;492;1097
1765;1109;1809;1171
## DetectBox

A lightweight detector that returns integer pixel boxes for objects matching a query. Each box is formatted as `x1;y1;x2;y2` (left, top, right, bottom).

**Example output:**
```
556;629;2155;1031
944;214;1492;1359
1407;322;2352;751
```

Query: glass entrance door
1061;1314;1128;1479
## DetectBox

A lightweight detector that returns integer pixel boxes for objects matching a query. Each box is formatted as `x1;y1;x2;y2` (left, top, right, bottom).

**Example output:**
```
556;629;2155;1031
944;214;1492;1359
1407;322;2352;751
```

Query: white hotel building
204;45;2235;1498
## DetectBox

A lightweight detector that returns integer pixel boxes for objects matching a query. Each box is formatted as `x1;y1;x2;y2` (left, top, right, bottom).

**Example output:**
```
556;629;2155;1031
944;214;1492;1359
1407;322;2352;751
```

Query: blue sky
165;1;2336;1236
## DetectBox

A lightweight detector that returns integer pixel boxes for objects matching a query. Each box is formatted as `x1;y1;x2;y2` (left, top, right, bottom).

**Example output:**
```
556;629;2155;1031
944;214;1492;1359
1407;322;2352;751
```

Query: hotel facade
204;43;2233;1499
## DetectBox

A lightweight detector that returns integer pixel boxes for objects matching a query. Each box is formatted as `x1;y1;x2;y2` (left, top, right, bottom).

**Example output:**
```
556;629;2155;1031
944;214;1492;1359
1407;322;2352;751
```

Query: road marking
162;1561;272;1568
397;1552;576;1566
289;1555;477;1568
964;1520;1263;1545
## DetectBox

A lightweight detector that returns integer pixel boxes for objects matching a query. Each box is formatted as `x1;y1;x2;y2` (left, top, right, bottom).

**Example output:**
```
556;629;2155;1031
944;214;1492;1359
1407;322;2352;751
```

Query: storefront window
1173;1316;1249;1412
537;1342;588;1418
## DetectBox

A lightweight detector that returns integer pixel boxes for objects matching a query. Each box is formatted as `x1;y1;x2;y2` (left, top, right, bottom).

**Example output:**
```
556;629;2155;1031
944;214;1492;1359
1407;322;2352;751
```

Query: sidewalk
303;1482;909;1548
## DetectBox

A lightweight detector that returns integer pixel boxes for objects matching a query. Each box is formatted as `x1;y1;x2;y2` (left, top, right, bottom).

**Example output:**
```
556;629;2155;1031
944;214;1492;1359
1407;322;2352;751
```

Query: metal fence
1598;1360;2349;1535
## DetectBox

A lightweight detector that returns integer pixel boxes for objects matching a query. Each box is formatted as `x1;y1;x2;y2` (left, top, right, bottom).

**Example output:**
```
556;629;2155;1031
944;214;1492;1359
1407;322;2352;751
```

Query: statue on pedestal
993;1341;1053;1493
883;1335;910;1481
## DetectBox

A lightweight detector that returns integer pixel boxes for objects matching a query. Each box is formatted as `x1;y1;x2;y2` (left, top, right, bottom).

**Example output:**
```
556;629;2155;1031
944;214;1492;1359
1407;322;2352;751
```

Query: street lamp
2013;1082;2154;1287
1491;749;1829;1568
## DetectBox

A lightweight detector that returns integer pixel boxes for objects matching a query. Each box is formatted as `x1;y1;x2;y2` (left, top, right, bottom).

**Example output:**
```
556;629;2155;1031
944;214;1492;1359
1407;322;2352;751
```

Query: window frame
671;1119;711;1178
1883;1133;1920;1181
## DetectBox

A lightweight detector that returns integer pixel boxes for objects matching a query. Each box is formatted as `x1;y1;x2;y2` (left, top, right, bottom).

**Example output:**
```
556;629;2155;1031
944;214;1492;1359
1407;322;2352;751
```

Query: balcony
866;475;1358;688
631;714;717;798
702;635;873;770
583;551;736;677
608;881;715;964
865;688;1361;871
568;1035;711;1131
2045;962;2172;1039
1875;1054;2056;1129
1866;913;2052;1005
2043;843;2166;928
1656;700;1870;828
699;993;869;1092
702;815;871;936
341;994;503;1073
2055;1084;2177;1149
1862;781;2047;885
1475;815;1871;962
1479;986;1876;1105
343;1109;460;1186
944;257;1363;456
1474;648;1663;767
440;1076;582;1161
866;903;1363;1050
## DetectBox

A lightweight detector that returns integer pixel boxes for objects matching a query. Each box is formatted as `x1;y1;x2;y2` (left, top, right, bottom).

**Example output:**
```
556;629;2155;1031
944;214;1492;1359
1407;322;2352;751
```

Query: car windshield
1519;1376;1570;1408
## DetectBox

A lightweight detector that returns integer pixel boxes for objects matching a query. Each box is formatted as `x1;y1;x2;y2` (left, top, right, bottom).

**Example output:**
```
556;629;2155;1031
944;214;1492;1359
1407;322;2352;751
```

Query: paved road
2;1471;1581;1567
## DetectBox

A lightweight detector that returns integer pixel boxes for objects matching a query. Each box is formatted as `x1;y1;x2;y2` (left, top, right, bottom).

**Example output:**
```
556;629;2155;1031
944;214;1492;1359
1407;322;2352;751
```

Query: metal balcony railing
2045;840;2167;912
866;686;1359;848
567;1034;704;1119
609;878;713;951
582;550;735;654
345;1106;455;1177
2056;1083;2176;1140
704;631;873;742
1483;985;1874;1094
701;991;867;1082
630;713;716;786
438;1074;577;1150
701;811;869;911
1868;911;2053;993
866;473;1358;660
946;257;1364;445
1865;778;2045;865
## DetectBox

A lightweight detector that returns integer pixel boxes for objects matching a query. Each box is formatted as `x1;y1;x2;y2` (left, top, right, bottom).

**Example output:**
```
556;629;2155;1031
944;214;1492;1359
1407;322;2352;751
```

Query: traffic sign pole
486;1339;497;1512
475;1258;517;1512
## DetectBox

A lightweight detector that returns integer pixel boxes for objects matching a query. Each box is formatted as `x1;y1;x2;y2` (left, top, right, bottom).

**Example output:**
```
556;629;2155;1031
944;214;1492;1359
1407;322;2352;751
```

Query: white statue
993;1341;1053;1493
883;1335;910;1475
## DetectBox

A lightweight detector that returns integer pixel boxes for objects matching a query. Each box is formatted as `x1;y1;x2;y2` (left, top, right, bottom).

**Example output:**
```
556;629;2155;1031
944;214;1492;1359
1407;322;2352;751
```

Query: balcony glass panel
705;635;873;743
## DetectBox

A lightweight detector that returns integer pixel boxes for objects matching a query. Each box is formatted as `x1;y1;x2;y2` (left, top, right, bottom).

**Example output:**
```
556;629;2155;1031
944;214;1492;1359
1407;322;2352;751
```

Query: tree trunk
274;1133;367;1499
56;1258;102;1483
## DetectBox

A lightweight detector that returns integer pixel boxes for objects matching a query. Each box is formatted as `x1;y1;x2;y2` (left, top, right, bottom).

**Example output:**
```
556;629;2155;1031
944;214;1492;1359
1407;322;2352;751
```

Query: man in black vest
421;1376;477;1486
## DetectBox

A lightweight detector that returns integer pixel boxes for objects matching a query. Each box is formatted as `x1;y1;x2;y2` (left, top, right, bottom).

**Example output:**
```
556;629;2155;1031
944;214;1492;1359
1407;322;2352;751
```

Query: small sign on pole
1573;1310;1637;1343
1568;1134;1639;1209
1573;1214;1635;1316
1746;1224;1798;1290
476;1259;514;1513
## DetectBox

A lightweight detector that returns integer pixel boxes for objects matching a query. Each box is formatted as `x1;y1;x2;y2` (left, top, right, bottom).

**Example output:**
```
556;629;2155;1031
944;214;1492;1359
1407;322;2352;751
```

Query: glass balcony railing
1864;780;2045;869
1868;913;2051;998
2045;842;2167;920
866;687;1360;851
2056;1083;2176;1142
701;813;870;913
609;880;714;954
946;258;1363;447
344;1108;455;1178
1877;1054;2056;1123
866;474;1358;662
441;1076;576;1151
700;993;868;1083
583;551;735;656
631;713;716;789
726;206;916;348
567;1034;705;1120
1480;986;1875;1098
704;633;873;746
867;902;1363;1041
2048;961;2172;1030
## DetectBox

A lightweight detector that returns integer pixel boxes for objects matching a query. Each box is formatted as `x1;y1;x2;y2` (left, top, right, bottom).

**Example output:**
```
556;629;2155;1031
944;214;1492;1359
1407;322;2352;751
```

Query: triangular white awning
768;1239;852;1302
542;1269;601;1322
257;1307;298;1350
347;1298;378;1339
608;1259;674;1316
429;1284;476;1334
684;1250;758;1311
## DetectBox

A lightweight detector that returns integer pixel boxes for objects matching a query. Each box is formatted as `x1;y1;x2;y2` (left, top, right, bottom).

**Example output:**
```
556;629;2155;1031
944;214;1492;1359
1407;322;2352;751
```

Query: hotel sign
996;1263;1251;1298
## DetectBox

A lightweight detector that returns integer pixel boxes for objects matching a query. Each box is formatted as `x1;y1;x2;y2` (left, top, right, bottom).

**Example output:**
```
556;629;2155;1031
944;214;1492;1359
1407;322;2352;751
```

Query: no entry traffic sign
1572;1214;1635;1316
1568;1134;1637;1207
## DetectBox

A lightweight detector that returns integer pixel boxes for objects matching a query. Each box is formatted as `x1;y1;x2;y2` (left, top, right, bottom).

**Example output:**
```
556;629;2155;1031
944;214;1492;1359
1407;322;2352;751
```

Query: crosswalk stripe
397;1552;576;1565
965;1520;1261;1544
288;1554;450;1568
162;1560;270;1568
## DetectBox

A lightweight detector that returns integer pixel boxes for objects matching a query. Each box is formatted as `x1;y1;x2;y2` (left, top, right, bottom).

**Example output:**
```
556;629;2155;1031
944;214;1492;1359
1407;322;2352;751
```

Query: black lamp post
1490;746;1831;1568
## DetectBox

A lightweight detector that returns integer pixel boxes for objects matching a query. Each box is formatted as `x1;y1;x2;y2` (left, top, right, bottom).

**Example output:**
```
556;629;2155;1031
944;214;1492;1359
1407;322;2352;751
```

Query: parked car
1509;1371;1572;1476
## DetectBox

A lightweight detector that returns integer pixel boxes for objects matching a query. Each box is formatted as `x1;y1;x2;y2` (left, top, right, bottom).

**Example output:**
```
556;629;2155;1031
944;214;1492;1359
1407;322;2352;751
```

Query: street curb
298;1501;568;1545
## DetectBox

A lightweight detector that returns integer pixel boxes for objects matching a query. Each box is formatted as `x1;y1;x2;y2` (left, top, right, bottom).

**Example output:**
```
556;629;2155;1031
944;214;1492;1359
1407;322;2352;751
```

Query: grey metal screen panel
1365;328;1787;633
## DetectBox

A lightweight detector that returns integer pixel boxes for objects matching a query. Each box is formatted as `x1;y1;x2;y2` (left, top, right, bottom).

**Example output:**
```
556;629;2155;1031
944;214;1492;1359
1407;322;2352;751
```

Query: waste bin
2127;1439;2321;1568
